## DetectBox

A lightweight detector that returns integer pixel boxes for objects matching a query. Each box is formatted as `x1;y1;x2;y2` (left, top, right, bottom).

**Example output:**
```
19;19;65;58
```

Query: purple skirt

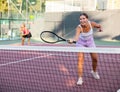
76;37;96;47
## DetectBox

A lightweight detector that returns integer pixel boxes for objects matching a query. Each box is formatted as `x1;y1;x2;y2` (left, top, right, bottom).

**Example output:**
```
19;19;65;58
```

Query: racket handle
73;41;76;43
67;40;76;44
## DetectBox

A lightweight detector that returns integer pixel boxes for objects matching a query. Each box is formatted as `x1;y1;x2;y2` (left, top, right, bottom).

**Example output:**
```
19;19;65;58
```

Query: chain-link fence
0;19;26;40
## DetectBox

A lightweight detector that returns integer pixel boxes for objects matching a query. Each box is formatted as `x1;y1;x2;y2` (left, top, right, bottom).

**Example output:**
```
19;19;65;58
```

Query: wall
41;10;120;41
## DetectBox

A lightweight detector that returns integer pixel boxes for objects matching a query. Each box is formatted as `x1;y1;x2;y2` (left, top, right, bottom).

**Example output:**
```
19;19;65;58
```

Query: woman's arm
74;26;81;41
91;21;103;32
23;28;29;36
69;26;81;43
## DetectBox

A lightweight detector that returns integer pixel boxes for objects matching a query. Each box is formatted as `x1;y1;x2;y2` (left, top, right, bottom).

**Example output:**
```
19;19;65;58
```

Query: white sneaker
117;89;120;92
91;70;100;79
77;77;83;85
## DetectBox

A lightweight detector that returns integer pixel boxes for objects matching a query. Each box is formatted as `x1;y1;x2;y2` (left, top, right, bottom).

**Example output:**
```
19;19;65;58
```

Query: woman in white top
70;13;102;85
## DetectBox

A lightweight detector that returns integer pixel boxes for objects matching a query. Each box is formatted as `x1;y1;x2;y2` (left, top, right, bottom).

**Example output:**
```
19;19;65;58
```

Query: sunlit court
0;0;120;92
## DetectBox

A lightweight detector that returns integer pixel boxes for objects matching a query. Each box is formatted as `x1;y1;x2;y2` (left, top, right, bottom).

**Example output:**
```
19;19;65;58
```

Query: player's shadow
52;12;105;40
112;35;120;41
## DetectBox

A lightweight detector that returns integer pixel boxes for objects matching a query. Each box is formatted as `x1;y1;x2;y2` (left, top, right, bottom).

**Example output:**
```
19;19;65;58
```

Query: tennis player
20;23;32;45
69;13;102;85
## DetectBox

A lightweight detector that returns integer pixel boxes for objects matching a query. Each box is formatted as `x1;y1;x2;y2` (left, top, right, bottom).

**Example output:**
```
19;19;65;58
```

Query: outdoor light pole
102;0;104;10
63;0;65;37
26;0;28;23
7;0;10;18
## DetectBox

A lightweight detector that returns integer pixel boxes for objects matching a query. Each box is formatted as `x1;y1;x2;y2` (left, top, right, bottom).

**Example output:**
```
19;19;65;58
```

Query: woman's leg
77;52;84;85
27;33;32;45
90;53;98;72
78;52;84;77
21;37;25;45
27;38;31;45
90;53;100;79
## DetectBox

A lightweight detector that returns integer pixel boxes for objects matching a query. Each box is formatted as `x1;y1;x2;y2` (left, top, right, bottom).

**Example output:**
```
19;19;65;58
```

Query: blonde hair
21;23;26;27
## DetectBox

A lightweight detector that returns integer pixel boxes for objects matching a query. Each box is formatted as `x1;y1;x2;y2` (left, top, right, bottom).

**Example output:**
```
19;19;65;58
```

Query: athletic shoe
117;89;120;92
77;77;83;85
91;70;100;79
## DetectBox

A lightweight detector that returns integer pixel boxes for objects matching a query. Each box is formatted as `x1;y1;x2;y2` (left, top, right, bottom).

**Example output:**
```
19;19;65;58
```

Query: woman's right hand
68;39;76;44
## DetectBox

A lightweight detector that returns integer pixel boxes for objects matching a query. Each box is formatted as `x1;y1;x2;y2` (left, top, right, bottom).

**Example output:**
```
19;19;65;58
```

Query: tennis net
0;45;120;92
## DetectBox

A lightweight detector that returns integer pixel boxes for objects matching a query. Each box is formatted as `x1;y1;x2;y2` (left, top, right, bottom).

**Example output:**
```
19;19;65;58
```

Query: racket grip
67;40;76;44
73;41;76;43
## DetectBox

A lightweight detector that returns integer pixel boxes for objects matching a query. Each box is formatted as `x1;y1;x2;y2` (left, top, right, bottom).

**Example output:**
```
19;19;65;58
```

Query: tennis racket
40;31;76;44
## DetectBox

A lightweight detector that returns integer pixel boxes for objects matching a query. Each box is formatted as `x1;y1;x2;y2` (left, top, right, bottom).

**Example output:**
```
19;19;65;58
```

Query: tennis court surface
0;45;120;92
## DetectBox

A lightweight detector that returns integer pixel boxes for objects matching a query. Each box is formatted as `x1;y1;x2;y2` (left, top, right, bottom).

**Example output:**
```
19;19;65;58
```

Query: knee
22;37;25;41
28;38;30;41
92;58;98;62
78;53;84;60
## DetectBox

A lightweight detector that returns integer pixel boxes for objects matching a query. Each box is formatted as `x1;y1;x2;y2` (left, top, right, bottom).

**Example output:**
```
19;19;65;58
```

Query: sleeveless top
23;29;29;35
78;21;93;40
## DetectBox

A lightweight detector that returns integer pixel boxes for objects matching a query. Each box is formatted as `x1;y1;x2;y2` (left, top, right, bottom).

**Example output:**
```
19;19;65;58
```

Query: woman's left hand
98;29;103;32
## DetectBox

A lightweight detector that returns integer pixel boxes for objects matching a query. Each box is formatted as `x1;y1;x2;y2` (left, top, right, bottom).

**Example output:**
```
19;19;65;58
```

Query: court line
0;53;119;67
0;53;76;67
0;54;51;67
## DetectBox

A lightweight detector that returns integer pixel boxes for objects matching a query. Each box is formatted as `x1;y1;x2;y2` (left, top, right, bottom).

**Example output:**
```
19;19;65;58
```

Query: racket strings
41;32;59;43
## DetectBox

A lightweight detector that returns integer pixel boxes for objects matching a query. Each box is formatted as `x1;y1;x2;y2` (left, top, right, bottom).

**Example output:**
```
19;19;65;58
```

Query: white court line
0;53;75;67
48;54;120;60
0;54;51;67
0;53;119;67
